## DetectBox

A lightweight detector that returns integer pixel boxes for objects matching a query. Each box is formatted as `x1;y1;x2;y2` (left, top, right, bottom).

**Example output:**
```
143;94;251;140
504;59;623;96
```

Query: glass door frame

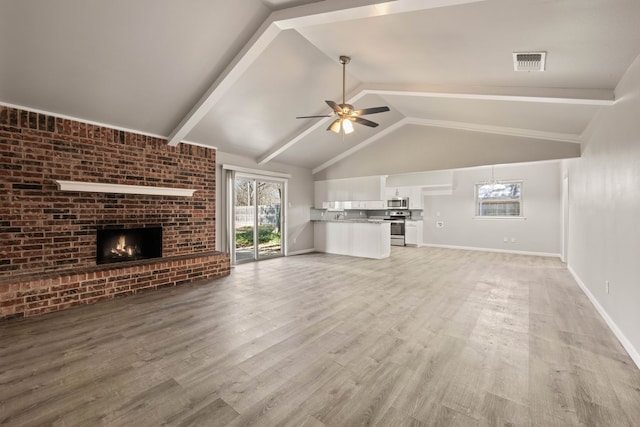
229;172;287;265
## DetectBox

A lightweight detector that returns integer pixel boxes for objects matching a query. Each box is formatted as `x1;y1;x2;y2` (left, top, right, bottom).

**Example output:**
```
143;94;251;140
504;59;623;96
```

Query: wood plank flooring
1;247;640;426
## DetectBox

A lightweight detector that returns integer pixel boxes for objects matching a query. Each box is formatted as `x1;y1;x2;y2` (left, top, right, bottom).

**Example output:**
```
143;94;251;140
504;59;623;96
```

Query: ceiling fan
296;55;390;134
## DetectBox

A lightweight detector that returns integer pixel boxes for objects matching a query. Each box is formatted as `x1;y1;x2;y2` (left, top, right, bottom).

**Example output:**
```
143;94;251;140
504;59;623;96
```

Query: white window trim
473;180;525;219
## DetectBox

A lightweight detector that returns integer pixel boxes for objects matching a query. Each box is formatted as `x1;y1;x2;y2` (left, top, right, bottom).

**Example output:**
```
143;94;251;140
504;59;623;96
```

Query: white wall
421;162;562;256
216;151;315;255
386;170;453;188
567;54;640;367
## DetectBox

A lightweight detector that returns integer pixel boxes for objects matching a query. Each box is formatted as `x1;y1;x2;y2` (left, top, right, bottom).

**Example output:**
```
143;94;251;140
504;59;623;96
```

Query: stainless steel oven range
386;210;410;246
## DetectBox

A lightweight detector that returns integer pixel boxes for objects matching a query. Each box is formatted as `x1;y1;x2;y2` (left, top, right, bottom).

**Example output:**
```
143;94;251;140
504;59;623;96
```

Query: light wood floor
1;247;640;426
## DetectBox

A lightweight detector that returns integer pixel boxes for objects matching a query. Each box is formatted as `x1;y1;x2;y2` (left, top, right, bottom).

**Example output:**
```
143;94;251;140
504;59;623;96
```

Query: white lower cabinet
405;220;423;246
314;221;391;259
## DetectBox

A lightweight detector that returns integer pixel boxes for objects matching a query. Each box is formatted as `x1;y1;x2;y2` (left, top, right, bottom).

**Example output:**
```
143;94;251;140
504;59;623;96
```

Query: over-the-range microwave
387;197;409;209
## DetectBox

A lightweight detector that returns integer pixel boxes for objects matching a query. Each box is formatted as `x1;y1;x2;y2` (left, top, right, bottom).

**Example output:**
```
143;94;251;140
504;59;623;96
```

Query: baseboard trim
287;248;315;256
419;243;561;258
567;265;640;369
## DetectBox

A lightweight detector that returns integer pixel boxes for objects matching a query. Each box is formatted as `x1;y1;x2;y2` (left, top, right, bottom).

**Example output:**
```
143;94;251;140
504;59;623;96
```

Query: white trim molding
568;265;640;369
221;164;291;179
420;243;561;258
54;180;197;197
287;248;316;256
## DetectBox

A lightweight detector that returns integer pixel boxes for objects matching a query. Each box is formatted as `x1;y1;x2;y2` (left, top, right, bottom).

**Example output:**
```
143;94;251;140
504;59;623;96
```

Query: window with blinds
475;181;523;218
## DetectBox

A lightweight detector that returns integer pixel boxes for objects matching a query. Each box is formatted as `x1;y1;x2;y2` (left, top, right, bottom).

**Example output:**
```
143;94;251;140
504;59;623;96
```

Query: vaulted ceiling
2;0;640;174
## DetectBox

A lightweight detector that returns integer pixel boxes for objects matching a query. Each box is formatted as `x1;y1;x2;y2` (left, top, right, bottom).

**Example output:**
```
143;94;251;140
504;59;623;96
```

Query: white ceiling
2;0;640;174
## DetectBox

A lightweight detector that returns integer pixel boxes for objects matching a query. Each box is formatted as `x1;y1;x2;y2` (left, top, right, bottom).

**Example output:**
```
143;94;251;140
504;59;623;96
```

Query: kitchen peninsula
313;219;390;259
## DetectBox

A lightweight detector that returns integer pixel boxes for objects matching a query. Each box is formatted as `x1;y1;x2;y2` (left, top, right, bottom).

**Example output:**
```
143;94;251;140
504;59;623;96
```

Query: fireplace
96;227;162;264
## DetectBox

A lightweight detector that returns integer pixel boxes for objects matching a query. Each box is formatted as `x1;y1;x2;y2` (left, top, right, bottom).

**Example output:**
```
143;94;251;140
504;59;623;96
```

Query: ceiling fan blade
353;106;390;116
296;115;333;119
353;117;379;128
327;118;342;133
326;100;342;114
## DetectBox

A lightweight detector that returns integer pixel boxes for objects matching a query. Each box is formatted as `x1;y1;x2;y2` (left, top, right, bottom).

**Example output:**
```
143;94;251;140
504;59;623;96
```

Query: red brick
1;108;227;319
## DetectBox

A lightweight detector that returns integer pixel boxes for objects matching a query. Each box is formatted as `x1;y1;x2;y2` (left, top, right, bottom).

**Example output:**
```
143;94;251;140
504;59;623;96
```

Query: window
475;181;523;218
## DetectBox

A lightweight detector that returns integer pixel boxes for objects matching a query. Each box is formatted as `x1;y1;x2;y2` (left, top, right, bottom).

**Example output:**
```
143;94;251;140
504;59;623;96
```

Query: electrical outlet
503;237;508;242
605;280;610;294
293;237;297;244
511;237;517;243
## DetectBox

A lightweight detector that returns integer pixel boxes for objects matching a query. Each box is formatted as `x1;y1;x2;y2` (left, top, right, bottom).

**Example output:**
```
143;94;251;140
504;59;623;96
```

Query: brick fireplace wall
0;106;230;319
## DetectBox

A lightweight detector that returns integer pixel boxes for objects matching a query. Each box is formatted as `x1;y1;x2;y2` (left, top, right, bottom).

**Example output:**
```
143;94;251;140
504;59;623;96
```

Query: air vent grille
513;52;546;72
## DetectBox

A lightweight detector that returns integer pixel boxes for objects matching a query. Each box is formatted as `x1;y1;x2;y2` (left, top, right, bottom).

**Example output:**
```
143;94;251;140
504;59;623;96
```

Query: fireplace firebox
96;227;162;264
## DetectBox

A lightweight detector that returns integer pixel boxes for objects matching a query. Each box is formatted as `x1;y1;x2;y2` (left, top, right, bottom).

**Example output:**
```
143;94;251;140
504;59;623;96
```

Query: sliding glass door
233;175;284;263
234;177;256;262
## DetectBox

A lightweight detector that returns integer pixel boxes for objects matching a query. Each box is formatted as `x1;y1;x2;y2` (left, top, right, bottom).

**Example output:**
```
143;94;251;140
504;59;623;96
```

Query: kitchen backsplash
310;208;423;221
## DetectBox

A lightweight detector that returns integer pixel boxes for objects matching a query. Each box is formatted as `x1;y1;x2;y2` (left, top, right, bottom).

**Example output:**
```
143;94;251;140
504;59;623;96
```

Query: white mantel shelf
54;180;197;197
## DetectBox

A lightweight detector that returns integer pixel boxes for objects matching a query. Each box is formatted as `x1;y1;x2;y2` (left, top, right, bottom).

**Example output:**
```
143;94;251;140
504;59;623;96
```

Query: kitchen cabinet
321;200;385;211
386;186;409;200
409;187;423;210
322;201;343;211
386;186;424;210
314;221;391;259
363;200;385;209
315;176;386;208
405;220;423;246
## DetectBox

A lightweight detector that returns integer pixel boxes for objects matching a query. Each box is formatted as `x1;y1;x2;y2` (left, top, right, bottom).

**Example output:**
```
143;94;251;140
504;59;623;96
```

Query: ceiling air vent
513;52;546;72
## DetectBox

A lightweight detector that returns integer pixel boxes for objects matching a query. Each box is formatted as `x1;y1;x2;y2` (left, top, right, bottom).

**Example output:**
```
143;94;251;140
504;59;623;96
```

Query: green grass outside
235;226;281;247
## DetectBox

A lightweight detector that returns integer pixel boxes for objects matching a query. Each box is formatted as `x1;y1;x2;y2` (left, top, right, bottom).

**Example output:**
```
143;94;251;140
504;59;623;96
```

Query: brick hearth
0;106;230;319
0;252;229;319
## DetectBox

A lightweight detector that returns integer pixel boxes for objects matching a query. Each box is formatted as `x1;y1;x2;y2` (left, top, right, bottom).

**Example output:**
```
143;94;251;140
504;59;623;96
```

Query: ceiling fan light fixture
342;119;354;134
296;55;390;135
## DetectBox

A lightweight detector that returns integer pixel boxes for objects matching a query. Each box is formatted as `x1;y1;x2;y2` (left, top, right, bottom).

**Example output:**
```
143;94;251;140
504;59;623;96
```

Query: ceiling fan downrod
339;55;350;107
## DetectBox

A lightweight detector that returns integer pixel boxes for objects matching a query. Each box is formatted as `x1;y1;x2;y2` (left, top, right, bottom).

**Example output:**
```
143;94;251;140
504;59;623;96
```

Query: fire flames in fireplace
111;235;140;259
96;227;162;265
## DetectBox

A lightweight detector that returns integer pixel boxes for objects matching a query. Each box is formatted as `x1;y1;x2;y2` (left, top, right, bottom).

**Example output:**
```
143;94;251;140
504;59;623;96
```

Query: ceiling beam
274;0;488;30
361;84;615;105
167;0;489;146
166;18;278;147
407;118;581;143
166;0;398;147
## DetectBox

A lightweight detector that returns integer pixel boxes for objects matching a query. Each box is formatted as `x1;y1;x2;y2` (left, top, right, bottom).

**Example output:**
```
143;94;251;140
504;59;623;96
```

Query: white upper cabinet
386;186;423;210
363;200;385;209
409;187;423;210
315;176;386;208
386;186;410;199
